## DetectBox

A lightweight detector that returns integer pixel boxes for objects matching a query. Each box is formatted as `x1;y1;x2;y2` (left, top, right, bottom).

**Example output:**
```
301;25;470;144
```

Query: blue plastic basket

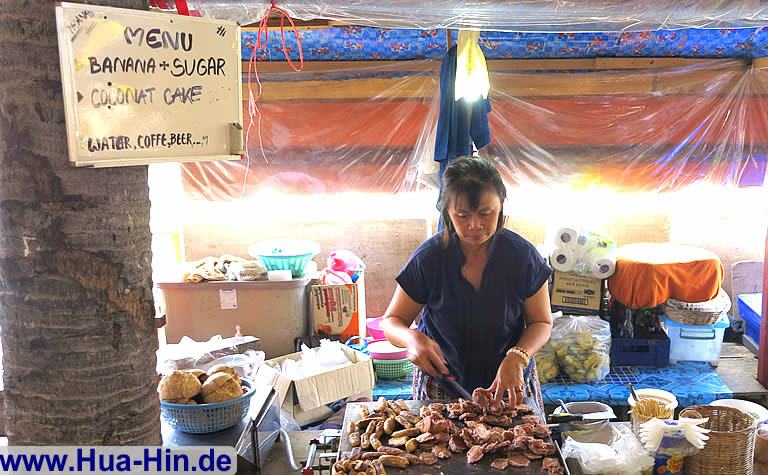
248;240;320;277
160;380;255;434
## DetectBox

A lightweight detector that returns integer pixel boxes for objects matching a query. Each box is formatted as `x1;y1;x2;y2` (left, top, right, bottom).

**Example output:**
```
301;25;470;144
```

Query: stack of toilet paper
550;227;617;279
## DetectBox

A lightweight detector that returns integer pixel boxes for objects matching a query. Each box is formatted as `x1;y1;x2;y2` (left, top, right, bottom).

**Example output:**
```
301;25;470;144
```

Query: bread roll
201;372;243;403
186;369;207;383
158;371;202;401
206;364;241;385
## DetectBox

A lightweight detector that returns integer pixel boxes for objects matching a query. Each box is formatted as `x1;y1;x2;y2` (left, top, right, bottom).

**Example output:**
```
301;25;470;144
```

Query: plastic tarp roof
159;1;768;32
182;59;768;200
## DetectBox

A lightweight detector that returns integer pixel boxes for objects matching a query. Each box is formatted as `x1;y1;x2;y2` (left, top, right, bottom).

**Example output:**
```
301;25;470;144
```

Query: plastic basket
160;380;256;434
248;241;320;277
373;358;413;379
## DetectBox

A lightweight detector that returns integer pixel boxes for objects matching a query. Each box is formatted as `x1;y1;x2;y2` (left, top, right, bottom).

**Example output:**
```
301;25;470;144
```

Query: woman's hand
406;331;449;377
488;353;527;406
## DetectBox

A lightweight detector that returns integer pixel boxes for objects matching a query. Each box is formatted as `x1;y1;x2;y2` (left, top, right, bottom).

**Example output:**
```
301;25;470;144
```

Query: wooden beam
593;57;727;70
244;76;436;101
754;57;768;70
245;57;743;74
244;68;746;101
244;60;437;74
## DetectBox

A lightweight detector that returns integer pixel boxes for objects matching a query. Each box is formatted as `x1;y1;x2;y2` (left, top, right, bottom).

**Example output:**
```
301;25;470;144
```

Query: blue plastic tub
738;293;763;348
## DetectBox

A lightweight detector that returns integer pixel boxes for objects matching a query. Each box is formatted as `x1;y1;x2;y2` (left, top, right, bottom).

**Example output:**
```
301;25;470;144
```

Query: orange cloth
607;243;723;309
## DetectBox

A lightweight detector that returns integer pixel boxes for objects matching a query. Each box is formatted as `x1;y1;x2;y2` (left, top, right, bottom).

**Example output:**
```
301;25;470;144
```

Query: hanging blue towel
434;45;492;174
434;45;492;229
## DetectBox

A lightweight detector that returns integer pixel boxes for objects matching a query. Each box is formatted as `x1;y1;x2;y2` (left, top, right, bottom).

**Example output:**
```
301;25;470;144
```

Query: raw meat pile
333;388;564;475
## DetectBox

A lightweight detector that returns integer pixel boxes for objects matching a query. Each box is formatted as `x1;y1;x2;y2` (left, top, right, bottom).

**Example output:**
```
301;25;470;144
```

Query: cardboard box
310;273;367;341
550;271;603;315
253;345;375;426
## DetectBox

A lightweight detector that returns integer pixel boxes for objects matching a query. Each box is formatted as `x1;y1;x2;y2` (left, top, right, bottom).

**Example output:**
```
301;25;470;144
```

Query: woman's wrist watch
505;346;531;366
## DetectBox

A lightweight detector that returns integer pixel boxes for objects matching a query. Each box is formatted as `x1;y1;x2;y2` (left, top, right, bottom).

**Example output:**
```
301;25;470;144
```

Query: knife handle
548;413;584;423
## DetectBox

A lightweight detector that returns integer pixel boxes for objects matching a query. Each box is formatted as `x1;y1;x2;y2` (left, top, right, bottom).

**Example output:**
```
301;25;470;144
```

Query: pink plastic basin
366;317;386;340
367;339;408;360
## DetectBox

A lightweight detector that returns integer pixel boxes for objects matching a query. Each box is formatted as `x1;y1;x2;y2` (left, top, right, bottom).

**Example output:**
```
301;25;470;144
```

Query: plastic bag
550;315;611;382
327;250;365;276
156;334;264;376
280;339;352;379
562;423;654;475
319;267;353;285
536;342;559;383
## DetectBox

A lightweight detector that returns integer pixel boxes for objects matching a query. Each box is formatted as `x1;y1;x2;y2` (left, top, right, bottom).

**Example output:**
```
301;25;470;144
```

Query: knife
547;409;616;423
437;375;473;400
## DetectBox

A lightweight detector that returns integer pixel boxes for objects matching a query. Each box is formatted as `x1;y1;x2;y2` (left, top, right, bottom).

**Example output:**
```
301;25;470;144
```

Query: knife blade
437;375;473;400
548;409;615;423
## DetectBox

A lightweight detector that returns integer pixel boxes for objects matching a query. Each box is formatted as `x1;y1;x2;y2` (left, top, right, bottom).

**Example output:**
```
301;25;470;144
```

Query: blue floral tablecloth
372;362;732;407
542;362;733;407
373;376;413;400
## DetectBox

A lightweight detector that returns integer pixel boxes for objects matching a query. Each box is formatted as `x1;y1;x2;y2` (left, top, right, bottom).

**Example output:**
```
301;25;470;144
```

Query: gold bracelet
506;346;531;366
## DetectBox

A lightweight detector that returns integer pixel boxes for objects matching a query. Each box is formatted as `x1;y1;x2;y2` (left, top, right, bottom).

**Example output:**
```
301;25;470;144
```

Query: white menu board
55;2;243;167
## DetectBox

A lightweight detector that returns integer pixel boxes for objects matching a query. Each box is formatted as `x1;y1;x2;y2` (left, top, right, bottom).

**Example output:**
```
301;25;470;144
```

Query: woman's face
448;190;502;247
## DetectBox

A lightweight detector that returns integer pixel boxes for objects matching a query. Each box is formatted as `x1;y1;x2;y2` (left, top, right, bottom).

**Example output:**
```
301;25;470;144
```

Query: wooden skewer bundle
632;398;674;434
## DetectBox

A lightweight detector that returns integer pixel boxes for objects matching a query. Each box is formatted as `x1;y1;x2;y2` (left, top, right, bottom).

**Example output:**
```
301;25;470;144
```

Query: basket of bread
158;364;255;433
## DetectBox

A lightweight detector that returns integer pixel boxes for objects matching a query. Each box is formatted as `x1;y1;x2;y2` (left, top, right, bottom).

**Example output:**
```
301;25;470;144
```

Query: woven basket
664;288;731;326
679;405;756;475
373;358;413;379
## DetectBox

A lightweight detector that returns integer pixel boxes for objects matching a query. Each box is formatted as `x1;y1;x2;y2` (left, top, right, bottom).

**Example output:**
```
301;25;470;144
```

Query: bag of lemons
536;342;559;383
550;315;611;383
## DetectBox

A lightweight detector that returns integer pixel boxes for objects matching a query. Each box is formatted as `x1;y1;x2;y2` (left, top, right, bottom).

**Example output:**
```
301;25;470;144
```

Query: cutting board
338;398;568;474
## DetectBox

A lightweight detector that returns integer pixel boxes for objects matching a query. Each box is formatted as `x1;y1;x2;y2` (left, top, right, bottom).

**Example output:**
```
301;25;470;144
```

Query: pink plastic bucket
366;317;386;340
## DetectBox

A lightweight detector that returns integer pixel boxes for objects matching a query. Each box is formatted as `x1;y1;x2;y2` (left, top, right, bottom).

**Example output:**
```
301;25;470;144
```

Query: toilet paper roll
550;248;575;272
555;228;578;249
592;258;616;279
587;246;617;279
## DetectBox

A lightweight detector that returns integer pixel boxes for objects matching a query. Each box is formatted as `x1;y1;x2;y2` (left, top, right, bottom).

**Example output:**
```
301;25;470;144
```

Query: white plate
627;389;678;409
367;340;408;360
710;399;768;423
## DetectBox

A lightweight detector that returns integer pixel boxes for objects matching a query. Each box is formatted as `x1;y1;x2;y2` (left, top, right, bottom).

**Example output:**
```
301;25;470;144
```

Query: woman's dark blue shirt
396;229;552;391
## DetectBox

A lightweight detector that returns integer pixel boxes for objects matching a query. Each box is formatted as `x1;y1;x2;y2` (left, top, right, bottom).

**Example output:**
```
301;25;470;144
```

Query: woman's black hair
439;156;507;246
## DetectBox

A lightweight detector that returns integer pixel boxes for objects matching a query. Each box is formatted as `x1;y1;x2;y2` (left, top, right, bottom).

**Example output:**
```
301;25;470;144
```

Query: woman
382;156;553;406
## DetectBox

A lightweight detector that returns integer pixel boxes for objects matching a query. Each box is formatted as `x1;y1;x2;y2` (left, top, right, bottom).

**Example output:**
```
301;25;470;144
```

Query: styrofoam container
157;278;311;358
661;313;730;367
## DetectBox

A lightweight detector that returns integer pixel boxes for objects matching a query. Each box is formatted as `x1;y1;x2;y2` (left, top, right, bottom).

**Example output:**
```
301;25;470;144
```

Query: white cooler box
661;313;730;367
157;278;311;358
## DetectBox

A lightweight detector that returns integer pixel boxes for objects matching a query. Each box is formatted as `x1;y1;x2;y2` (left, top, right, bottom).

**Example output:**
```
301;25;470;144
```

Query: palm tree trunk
0;0;160;444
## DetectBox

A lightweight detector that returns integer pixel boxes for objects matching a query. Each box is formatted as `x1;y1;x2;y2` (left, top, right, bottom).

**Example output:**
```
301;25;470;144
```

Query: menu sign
55;2;243;167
